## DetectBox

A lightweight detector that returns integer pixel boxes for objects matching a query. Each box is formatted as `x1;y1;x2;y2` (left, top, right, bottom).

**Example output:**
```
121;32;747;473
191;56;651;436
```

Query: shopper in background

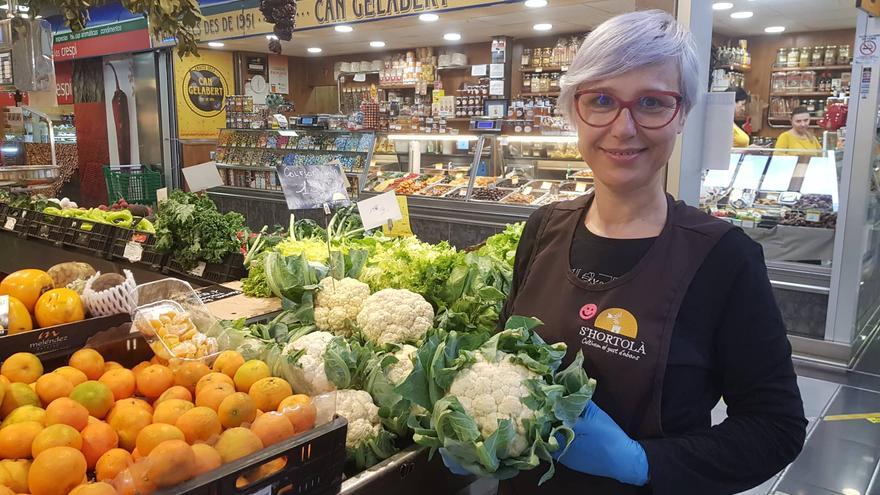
775;106;822;152
733;87;751;147
441;9;806;495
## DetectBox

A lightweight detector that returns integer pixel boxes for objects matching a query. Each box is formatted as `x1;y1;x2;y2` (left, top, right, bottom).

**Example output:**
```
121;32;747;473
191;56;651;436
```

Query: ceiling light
524;0;548;7
307;47;322;53
18;13;28;18
730;11;754;19
841;490;860;495
208;41;224;48
533;23;552;31
370;41;386;48
443;32;461;41
334;25;353;33
266;34;278;40
17;5;27;11
712;2;733;10
764;26;785;33
419;13;439;22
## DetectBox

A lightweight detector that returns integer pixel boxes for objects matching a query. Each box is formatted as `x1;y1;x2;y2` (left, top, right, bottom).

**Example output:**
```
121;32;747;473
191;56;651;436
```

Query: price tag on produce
189;262;207;277
455;173;465;180
575;182;587;192
357;191;403;230
535;67;543;73
434;164;443;170
806;211;821;222
382;195;414;238
123;241;144;263
742;220;755;229
561;66;569;72
541;182;552;190
3;217;15;231
523;186;533;195
512;177;520;186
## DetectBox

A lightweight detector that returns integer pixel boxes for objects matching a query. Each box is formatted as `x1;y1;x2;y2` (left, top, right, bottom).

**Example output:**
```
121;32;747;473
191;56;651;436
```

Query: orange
135;423;184;456
195;373;234;395
0;378;6;409
131;448;143;461
175;407;221;444
0;459;31;493
0;383;40;417
68;349;105;381
0;465;13;491
45;397;90;431
102;361;123;372
31;424;82;457
113;461;155;495
34;288;84;328
95;448;132;482
0;421;42;459
0;269;54;313
1;405;46;428
214;427;263;464
278;396;317;433
191;443;222;476
5;296;32;335
152;399;194;425
135;365;173;400
248;377;292;412
195;382;235;411
35;373;73;406
146;439;196;488
107;398;153;422
171;361;211;394
218;392;257;429
70;481;117;495
69;381;114;419
98;369;136;401
249;412;294;447
150;355;168;366
28;446;87;495
54;366;88;387
130;361;150;380
212;351;245;378
233;360;270;393
1;353;43;384
108;406;152;452
0;486;12;495
155;386;193;405
80;421;119;468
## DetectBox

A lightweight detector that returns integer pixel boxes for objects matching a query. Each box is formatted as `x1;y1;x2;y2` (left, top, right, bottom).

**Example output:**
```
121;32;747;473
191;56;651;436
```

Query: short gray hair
558;9;699;125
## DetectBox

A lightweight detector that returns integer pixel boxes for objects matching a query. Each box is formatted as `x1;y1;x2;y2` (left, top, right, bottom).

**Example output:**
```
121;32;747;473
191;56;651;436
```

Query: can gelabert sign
182;64;228;118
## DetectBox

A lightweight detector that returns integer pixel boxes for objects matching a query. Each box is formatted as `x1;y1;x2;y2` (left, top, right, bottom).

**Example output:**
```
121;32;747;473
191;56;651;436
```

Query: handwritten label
806;211;821;222
357;191;402;230
189;262;207;277
575;182;587;192
382;195;414;237
196;285;242;304
123;241;144;262
3;217;16;231
276;159;351;210
471;65;487;77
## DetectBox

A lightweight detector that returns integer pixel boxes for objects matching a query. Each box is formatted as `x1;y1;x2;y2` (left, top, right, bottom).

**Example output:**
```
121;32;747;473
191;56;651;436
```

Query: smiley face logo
579;304;598;321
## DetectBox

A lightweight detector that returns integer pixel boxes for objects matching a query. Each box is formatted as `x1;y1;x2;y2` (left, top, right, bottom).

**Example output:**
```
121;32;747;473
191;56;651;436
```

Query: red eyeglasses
574;90;683;129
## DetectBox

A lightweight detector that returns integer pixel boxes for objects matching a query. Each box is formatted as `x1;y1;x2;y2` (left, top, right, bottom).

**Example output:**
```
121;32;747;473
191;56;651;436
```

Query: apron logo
579;307;646;361
578;303;598;320
594;308;638;339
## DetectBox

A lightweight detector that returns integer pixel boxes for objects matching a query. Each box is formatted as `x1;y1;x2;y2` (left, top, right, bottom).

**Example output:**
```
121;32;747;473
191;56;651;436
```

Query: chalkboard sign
196;285;242;304
276;154;351;210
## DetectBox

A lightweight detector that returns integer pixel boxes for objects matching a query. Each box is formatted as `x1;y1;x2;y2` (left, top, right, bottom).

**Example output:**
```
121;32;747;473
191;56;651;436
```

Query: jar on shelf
521;48;531;68
776;48;788;67
800;71;816;91
824;45;837;66
812;46;824;66
523;75;531;91
799;47;811;68
838;45;850;65
771;72;786;93
785;71;801;92
806;99;816;114
787;47;800;68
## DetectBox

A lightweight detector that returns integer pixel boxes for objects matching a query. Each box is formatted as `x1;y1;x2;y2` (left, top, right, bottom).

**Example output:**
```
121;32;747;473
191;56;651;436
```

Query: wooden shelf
716;64;750;72
769;92;833;97
380;83;435;90
437;65;473;71
768;116;822;121
521;91;560;97
520;66;569;73
771;64;852;72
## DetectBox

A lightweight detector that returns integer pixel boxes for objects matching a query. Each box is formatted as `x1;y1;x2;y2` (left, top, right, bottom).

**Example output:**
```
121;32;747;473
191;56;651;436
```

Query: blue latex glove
555;401;649;486
439;448;471;476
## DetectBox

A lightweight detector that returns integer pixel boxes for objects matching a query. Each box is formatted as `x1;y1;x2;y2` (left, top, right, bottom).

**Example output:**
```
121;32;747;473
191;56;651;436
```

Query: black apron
498;193;733;495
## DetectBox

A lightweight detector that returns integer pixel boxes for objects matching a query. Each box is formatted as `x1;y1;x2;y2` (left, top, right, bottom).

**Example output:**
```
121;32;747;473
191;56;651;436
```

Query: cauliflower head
314;277;370;336
386;344;418;386
357;289;434;346
281;331;336;396
335;389;382;449
448;354;540;457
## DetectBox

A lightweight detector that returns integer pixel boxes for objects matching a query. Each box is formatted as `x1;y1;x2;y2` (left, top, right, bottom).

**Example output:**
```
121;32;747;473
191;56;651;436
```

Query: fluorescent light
334;25;353;33
388;134;478;141
712;2;733;10
443;33;461;41
370;41;386;48
266;34;278;40
503;135;577;143
17;5;27;11
307;47;322;53
524;0;548;7
764;26;785;33
208;41;224;48
533;23;552;31
730;11;754;19
419;13;439;22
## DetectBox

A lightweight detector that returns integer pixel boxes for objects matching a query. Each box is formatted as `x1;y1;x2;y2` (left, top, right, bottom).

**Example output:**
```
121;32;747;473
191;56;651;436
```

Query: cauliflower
386;344;418;386
314;277;371;337
335;389;398;469
280;331;336;396
357;289;434;346
448;354;539;457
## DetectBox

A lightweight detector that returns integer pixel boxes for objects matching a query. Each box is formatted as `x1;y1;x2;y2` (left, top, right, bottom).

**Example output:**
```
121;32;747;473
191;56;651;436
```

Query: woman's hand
555;402;649;486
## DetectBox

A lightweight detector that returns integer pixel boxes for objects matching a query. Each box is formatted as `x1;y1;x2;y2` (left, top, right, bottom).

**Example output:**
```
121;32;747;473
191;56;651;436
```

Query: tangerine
155;386;193;405
278;398;317;433
28;446;86;495
248;377;292;412
1;353;43;385
152;399;194;425
195;373;234;395
54;367;88;387
233;360;270;393
175;407;221;444
69;381;114;419
102;361;123;372
35;373;73;406
249;412;294;447
1;405;46;428
0;459;30;493
68;349;104;381
98;369;136;401
69;481;117;495
45;397;89;431
212;351;245;378
135;365;173;400
0;421;42;458
130;362;151;380
214;427;263;464
80;421;119;468
31;424;82;457
191;443;222;476
146;439;196;488
108;406;152;452
0;383;39;417
107;398;153;422
171;361;211;394
218;392;257;429
135;423;185;456
195;382;235;411
95;448;132;482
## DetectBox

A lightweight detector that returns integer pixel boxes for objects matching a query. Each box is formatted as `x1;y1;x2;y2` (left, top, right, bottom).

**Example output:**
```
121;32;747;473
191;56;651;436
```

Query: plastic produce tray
61;217;116;258
109;228;167;270
340;445;477;495
0;205;31;237
166;252;247;284
25;211;69;246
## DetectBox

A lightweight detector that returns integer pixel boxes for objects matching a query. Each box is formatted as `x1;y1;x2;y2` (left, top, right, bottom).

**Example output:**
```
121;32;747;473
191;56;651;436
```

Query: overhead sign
299;0;510;28
52;18;151;61
196;8;274;41
55;61;73;105
174;50;234;139
858;0;880;17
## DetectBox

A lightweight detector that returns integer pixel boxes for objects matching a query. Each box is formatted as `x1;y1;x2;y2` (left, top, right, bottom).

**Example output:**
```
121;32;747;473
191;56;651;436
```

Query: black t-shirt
501;204;806;495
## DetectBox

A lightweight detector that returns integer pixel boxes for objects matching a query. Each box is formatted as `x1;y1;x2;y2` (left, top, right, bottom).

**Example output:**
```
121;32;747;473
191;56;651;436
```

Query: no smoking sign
857;34;880;64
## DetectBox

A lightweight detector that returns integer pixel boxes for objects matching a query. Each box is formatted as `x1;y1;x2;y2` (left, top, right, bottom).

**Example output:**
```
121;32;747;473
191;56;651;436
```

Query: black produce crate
155;417;347;495
340;446;478;495
25;211;69;246
0;206;32;237
109;228;167;269
166;252;247;284
61;217;116;258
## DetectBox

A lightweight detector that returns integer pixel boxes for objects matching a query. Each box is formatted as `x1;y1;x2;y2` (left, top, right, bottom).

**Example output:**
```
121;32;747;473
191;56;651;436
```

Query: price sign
535;67;543;73
434;164;443;170
541;182;552;190
455;173;464;180
189;262;207;277
357;191;402;230
276;160;351;210
742;220;755;229
523;186;533;195
123;242;144;263
512;177;520;186
353;73;367;82
575;182;587;192
806;211;821;222
3;217;16;231
382;195;414;237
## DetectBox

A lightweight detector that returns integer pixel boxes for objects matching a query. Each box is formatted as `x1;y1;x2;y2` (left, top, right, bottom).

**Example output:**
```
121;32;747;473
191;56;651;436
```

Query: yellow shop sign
197;9;273;41
298;0;507;29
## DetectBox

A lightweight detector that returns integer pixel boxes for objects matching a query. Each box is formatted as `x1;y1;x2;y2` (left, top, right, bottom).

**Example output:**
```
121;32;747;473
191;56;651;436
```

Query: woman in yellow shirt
775;106;822;152
732;87;750;147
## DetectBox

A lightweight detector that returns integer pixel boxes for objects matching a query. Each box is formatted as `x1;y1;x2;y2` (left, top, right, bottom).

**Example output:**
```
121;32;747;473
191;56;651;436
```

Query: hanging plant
259;0;298;54
28;0;203;57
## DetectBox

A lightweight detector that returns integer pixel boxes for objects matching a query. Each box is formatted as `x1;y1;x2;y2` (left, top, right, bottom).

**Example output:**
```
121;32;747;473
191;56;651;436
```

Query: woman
447;10;806;495
775;106;822;152
733;87;750;147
